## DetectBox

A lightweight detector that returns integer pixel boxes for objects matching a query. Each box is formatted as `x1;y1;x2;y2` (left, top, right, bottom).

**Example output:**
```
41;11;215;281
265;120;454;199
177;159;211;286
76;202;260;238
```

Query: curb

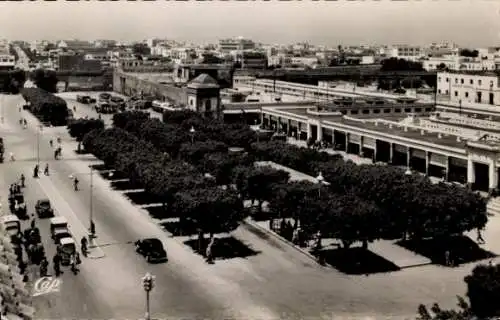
242;218;320;265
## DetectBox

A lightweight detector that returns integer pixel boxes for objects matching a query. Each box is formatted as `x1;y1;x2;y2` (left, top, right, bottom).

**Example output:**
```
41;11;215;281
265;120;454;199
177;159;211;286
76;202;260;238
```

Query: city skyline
0;1;499;47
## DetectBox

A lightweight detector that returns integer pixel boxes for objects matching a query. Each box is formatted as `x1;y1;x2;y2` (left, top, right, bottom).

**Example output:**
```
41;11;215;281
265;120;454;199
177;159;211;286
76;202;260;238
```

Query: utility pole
89;166;94;239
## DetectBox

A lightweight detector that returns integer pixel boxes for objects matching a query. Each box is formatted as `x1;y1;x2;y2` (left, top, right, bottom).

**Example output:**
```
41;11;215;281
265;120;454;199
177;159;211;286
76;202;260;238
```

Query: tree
244;166;290;213
179;140;228;165
381;58;424;71
202;151;254;186
172;187;244;245
417;298;471;320
459;49;479;58
3;69;26;94
31;69;59;93
67;118;105;141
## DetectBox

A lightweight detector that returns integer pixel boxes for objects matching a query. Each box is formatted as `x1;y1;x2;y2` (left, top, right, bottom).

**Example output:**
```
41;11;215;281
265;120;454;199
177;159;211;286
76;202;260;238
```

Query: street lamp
141;272;155;320
189;126;195;144
70;168;114;240
36;124;43;165
316;172;324;198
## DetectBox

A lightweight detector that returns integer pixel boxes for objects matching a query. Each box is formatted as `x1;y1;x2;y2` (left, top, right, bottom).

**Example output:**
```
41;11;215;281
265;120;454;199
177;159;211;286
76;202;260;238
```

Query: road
0;91;485;319
1;94;279;319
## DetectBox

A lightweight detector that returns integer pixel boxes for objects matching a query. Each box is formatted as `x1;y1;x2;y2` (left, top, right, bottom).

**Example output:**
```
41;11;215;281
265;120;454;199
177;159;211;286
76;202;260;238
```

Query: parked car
35;199;54;218
134;238;168;263
76;95;92;104
98;92;111;102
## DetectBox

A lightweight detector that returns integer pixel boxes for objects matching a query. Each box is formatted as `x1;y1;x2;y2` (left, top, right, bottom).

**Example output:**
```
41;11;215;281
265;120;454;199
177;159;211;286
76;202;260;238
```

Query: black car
35;199;54;218
134;238;168;263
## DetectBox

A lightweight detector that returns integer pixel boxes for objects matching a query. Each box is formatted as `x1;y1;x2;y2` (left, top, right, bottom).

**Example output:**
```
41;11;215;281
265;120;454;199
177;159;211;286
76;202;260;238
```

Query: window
461;79;464;84
446;78;449;83
454;91;458;96
384;109;391;113
479;80;482;85
455;78;458;84
425;108;432;112
362;110;370;114
445;90;449;94
465;92;469;98
404;108;411;112
395;108;401;113
438;89;441;94
438;77;441;82
373;109;380;114
350;110;358;115
415;108;422;112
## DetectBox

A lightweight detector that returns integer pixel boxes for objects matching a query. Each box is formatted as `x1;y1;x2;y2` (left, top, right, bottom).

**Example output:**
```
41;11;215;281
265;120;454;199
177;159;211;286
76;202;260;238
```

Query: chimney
438;133;442;139
420;129;425;135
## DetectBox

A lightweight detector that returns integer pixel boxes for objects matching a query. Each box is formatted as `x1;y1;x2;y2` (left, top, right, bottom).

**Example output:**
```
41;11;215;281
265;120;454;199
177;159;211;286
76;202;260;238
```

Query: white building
219;37;255;53
437;71;500;106
360;56;375;64
388;45;424;61
423;56;496;71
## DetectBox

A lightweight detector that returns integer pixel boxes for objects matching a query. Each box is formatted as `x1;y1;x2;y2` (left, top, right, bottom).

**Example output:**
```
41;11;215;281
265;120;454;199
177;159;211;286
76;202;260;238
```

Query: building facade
219;37;255;53
389;45;424;61
437;71;500;106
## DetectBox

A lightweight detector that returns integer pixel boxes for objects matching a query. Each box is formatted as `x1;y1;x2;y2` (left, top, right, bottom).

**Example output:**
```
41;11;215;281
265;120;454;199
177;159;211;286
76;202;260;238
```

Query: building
84;48;110;62
58;53;101;71
289;56;319;68
389;45;424;61
436;71;500;106
186;74;221;119
237;52;268;69
423;56;496;72
219;37;255;53
57;40;92;51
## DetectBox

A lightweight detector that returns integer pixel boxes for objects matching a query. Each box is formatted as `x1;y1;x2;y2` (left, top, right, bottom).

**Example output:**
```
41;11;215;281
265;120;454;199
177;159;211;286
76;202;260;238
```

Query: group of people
33;163;50;178
19;118;27;129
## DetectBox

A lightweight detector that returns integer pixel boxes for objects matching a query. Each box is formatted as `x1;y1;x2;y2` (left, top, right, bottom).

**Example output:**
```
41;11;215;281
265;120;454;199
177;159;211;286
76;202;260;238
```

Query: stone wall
113;70;187;105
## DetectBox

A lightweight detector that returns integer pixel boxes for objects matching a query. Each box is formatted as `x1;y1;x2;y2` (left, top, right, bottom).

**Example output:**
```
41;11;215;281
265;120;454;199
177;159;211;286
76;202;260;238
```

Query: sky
0;0;499;47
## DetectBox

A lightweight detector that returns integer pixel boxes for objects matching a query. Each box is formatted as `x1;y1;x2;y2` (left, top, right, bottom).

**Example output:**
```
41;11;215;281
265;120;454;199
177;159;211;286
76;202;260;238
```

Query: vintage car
58;237;76;266
50;217;69;240
0;215;21;237
35;199;54;218
134;238;168;263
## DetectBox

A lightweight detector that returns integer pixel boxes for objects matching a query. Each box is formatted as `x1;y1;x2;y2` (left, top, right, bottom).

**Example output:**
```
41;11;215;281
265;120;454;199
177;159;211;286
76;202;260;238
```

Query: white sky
0;0;499;46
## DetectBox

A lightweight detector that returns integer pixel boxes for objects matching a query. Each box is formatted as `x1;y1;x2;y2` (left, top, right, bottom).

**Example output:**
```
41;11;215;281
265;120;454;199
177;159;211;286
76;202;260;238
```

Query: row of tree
82;127;246;241
21;87;69;126
107;111;487;245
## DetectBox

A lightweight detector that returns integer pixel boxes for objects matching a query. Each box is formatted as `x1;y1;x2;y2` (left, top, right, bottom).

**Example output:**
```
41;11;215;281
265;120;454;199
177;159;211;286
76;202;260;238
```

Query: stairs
487;197;500;216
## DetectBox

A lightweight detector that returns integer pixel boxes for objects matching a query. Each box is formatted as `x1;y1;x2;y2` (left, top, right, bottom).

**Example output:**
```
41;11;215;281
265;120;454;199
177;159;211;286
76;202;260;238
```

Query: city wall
113;70;187;105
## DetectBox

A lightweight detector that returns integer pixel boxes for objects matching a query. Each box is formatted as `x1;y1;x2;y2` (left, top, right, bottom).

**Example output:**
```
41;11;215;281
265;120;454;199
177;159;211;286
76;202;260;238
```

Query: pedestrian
80;237;88;257
74;177;79;191
205;237;215;264
52;253;61;277
49;139;53;148
40;257;48;277
20;174;25;188
477;228;485;244
44;163;49;176
33;164;39;178
444;250;450;266
9;152;14;161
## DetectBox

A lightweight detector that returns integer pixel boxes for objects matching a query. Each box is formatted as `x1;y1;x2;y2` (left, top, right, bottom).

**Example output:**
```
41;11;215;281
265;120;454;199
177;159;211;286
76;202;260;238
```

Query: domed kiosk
186;74;221;119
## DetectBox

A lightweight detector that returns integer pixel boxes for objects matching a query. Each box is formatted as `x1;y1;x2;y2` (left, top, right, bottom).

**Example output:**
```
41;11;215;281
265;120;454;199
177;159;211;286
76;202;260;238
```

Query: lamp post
189;126;195;144
36;124;43;166
70;167;113;240
141;272;155;320
316;172;324;198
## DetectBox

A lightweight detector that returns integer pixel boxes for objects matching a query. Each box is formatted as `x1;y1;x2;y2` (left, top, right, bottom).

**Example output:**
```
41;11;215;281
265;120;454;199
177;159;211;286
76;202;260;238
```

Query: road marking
32;276;61;297
35;177;105;259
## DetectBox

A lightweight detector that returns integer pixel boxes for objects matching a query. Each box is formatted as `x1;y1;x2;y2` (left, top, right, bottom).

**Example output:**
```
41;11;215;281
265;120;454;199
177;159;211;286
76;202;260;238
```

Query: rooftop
188;73;220;89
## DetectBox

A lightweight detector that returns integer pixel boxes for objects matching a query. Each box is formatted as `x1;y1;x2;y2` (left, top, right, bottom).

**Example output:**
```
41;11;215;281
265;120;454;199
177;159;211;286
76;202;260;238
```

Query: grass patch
313;247;401;275
110;179;143;191
397;235;496;266
183;236;259;260
146;206;179;220
124;191;160;205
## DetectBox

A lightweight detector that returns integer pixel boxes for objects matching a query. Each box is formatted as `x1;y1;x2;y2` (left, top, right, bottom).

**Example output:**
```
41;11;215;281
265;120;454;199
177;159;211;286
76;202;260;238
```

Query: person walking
49;139;53;148
44;163;49;176
80;237;88;257
477;228;485;244
20;174;25;188
52;252;61;277
73;177;79;191
33;164;39;178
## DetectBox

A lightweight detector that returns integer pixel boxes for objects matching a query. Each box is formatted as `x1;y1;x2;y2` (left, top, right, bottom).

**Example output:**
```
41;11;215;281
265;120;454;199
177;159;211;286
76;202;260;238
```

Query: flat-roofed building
219;37;255;53
437;71;500;106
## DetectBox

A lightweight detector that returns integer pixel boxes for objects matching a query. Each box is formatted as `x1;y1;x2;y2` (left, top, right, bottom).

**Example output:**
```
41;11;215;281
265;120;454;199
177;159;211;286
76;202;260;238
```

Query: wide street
0;92;495;319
